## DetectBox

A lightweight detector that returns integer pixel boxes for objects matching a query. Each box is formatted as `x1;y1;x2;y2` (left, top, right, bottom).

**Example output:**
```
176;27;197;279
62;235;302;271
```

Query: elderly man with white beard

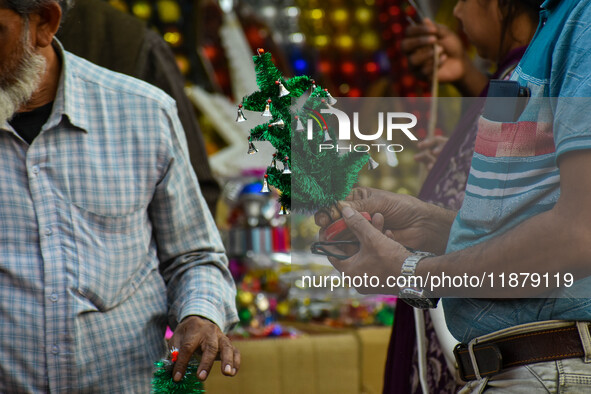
0;8;47;127
0;1;240;392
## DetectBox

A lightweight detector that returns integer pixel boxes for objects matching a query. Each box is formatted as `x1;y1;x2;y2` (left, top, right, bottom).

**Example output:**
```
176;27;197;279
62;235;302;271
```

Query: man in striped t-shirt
317;0;591;391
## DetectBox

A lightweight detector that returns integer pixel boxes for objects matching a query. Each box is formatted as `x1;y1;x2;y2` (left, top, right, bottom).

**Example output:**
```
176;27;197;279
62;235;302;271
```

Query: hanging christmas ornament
255;293;270;311
323;126;332;142
257;48;265;57
295;115;304;132
236;104;247;122
170;347;179;363
261;98;272;117
261;174;270;193
276;80;290;97
282;156;292;175
268;119;285;129
279;205;290;215
247;137;258;154
271;153;278;169
324;89;337;105
368;156;380;170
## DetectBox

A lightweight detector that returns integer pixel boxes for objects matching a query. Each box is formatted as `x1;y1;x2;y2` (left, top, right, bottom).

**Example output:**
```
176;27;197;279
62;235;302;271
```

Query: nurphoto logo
308;106;418;153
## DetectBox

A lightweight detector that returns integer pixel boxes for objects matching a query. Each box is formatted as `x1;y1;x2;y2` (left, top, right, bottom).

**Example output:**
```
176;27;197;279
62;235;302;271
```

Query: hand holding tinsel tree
238;49;372;215
152;347;204;394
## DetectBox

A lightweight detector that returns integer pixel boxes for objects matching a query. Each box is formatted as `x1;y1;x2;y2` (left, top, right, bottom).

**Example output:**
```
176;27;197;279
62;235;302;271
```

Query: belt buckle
454;343;503;381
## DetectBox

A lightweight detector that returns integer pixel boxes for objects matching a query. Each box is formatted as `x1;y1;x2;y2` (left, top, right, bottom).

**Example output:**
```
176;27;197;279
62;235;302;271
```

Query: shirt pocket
475;116;554;159
474;116;521;159
469;117;556;228
460;117;514;232
60;149;150;217
67;179;146;218
70;202;155;311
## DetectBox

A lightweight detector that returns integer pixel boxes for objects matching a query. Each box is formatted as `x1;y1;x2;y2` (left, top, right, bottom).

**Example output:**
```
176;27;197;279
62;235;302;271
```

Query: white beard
0;31;47;126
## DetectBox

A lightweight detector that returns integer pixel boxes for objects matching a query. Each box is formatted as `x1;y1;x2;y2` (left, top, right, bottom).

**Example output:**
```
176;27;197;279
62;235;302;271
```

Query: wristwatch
399;251;440;309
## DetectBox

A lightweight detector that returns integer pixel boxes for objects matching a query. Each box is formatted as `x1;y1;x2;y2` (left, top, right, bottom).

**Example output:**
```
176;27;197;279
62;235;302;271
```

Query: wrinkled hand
414;135;448;170
325;207;411;294
169;316;240;382
401;18;468;84
316;187;438;252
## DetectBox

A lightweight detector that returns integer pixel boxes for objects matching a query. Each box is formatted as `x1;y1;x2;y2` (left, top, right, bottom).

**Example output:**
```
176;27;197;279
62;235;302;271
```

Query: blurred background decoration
103;0;470;182
104;0;465;99
101;0;467;333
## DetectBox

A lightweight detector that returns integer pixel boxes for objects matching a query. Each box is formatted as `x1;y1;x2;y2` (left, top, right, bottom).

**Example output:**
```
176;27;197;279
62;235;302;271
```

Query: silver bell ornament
261;174;270;193
282;156;292;175
261;99;272;117
276;80;290;97
323;126;332;142
268;119;285;129
236;104;247;122
368;156;380;170
247;138;258;154
295;116;304;132
324;89;337;105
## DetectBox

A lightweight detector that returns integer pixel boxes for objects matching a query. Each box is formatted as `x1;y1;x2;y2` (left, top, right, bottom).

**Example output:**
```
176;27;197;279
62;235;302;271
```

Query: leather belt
454;324;587;381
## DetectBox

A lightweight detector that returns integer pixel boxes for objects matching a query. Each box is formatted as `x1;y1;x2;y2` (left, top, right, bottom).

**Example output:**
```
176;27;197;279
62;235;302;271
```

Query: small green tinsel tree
151;360;204;394
239;49;369;212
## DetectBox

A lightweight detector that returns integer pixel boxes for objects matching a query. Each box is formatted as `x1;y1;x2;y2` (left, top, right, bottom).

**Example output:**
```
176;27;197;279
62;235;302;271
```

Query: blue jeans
459;322;591;393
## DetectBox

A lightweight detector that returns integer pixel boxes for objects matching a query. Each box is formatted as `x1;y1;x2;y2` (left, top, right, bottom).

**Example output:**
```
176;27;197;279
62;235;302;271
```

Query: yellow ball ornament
309;9;324;20
331;8;349;24
163;30;182;47
157;0;181;23
131;0;152;20
336;34;354;50
355;7;373;24
313;35;330;48
359;31;380;51
276;301;290;316
237;290;254;306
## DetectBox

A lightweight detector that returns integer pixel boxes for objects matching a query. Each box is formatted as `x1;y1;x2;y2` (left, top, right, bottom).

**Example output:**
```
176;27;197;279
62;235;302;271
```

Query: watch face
408;297;435;309
400;288;435;309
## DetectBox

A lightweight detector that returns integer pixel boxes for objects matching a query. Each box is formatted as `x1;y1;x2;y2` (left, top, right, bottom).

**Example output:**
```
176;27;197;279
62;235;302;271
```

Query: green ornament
238;307;253;325
375;306;395;326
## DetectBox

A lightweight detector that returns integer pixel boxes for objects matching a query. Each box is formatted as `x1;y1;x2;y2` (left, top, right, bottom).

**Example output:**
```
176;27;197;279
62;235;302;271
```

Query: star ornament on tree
238;48;370;214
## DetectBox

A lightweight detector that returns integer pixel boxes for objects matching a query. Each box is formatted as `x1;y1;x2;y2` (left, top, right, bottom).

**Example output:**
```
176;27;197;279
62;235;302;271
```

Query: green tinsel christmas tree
151;349;204;394
238;49;370;213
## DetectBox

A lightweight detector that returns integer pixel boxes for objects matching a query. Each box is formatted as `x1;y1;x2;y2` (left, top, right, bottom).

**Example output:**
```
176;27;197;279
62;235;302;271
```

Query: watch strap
401;251;435;276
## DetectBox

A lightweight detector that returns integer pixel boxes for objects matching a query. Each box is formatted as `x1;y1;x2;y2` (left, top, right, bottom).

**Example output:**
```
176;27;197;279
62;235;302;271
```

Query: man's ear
29;2;62;48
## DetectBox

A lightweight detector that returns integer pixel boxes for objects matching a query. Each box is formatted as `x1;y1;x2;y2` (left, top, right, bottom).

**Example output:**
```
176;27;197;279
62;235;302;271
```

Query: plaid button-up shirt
0;41;238;392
